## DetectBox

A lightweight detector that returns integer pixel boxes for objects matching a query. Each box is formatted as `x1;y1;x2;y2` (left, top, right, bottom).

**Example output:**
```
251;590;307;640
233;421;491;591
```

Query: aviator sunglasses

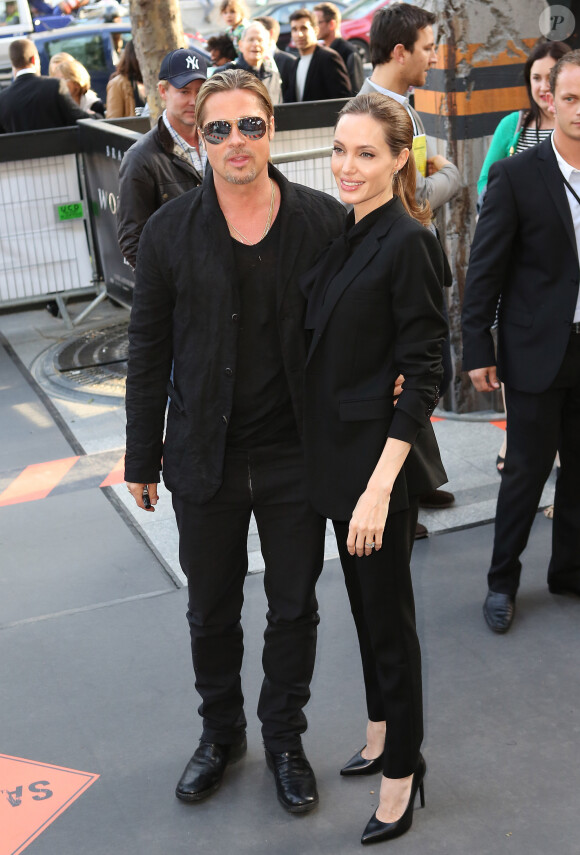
200;116;268;145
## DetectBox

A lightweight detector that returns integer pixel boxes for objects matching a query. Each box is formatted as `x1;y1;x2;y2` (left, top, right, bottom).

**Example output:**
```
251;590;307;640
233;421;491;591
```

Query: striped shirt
514;126;552;154
162;110;206;175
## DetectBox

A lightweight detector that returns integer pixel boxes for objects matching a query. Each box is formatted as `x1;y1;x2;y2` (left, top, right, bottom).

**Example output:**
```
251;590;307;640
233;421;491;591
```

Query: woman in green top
478;39;570;197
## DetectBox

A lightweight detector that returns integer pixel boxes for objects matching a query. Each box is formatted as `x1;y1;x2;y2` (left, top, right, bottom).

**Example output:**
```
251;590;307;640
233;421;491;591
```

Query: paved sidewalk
0;299;577;855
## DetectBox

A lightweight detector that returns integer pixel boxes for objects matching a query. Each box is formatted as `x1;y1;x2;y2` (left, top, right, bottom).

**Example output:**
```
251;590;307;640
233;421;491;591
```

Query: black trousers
489;332;580;596
172;441;326;752
334;501;423;779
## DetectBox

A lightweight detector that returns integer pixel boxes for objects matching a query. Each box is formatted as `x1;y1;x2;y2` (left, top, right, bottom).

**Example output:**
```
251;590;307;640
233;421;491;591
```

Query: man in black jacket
0;38;91;133
125;70;345;813
314;1;364;96
285;7;351;102
462;52;580;634
117;49;208;269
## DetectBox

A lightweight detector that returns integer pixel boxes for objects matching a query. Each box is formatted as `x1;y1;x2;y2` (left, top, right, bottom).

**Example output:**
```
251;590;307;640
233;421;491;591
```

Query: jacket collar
305;197;406;365
157;114;203;180
198;162;308;310
537;136;577;255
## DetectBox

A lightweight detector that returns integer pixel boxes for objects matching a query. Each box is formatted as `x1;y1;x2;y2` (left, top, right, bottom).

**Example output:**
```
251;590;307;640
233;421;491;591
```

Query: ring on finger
365;541;375;550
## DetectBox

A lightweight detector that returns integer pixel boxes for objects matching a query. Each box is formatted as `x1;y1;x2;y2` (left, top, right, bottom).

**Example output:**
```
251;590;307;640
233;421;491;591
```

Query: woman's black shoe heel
340;747;384;776
360;754;426;845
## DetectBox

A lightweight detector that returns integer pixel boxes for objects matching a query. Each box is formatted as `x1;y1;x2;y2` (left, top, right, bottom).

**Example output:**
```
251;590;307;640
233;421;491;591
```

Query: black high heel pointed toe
340;746;384;776
361;754;426;845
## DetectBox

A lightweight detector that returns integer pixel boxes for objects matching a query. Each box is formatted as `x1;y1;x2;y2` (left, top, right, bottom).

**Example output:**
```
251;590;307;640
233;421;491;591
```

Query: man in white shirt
359;3;460;211
462;51;580;633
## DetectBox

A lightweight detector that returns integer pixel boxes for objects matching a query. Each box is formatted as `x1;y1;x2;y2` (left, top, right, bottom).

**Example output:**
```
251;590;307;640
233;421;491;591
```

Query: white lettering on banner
186;56;199;70
97;188;119;214
97;187;108;210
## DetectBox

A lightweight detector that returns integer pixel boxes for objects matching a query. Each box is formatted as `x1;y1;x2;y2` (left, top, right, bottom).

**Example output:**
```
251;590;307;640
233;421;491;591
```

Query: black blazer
302;198;448;521
462;137;580;394
0;73;90;133
330;37;364;96
125;164;346;502
285;45;351;102
274;49;297;104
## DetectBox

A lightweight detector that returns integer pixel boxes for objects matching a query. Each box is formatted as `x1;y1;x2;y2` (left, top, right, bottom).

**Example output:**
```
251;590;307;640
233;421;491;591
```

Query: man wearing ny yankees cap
117;48;209;269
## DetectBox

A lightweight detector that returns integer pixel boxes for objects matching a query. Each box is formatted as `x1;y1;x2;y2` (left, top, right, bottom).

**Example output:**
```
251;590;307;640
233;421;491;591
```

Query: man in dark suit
462;51;580;633
285;8;351;102
125;70;345;813
313;1;364;96
0;38;90;133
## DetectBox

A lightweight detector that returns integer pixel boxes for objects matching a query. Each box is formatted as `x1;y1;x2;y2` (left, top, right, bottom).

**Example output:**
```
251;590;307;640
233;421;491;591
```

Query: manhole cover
50;323;129;399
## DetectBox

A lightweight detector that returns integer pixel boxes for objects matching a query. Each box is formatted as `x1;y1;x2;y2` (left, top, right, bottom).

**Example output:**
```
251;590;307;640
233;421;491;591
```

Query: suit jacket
285;45;351;102
302;197;447;521
462;137;580;394
330;37;364;96
125;164;346;502
0;73;90;133
273;49;297;104
358;78;461;211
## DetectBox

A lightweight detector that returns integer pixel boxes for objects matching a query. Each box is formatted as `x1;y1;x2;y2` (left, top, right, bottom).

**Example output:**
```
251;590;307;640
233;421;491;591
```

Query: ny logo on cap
186;56;199;70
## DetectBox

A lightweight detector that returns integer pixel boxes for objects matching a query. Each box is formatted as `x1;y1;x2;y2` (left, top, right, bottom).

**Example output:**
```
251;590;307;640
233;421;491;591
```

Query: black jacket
329;37;364;96
117;115;203;268
274;49;297;104
0;73;91;133
302;198;447;520
462;137;580;393
285;45;351;102
125;164;346;501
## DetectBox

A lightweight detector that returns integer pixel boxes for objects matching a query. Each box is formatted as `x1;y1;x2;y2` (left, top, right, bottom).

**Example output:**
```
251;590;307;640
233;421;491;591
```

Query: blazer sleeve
388;227;447;445
117;145;158;269
461;159;519;372
124;214;175;483
324;49;352;99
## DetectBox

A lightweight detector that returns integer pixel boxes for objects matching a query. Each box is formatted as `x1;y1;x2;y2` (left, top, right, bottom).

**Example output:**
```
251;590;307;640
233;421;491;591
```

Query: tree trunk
129;0;185;124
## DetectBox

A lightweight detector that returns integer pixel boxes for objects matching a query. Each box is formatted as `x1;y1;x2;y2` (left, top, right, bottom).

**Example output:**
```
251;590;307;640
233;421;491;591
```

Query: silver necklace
225;179;275;244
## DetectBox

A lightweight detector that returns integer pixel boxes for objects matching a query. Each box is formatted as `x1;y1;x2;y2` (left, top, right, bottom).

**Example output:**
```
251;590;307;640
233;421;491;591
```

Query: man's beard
224;167;257;185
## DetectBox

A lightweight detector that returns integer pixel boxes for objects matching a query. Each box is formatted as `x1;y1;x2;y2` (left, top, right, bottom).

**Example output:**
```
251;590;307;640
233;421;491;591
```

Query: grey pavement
1;298;577;855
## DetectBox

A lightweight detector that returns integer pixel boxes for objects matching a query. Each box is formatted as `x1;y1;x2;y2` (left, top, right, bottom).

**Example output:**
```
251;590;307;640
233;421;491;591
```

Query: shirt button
225;368;233;376
232;313;239;321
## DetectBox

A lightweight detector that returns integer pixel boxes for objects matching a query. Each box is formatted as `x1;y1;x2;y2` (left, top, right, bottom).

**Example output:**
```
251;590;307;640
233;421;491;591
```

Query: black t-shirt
226;214;299;449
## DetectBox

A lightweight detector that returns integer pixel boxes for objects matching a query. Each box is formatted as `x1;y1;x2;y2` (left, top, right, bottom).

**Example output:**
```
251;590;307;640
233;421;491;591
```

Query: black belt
571;322;580;334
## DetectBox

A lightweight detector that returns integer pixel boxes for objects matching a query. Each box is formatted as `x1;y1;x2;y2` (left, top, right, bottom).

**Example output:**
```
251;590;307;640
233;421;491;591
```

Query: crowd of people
1;0;578;847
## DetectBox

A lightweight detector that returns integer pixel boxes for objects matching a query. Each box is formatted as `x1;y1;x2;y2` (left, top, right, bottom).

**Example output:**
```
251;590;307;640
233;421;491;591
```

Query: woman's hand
347;485;391;556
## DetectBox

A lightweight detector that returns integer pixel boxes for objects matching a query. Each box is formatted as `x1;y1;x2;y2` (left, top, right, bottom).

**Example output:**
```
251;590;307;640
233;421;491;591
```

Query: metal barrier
0;99;348;319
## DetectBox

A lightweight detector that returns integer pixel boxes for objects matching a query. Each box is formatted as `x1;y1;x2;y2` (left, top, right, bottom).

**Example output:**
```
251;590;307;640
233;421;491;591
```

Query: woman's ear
396;147;410;172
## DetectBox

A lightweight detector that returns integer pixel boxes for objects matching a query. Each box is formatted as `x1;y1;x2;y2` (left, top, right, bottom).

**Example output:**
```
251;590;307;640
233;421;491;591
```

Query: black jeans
489;332;580;595
334;501;423;779
172;441;326;752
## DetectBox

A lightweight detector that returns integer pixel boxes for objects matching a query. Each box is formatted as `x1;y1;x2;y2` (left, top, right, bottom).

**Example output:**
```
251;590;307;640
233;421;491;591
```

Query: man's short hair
254;15;280;43
9;38;37;71
550;49;580;95
195;68;274;130
289;8;317;28
369;3;436;67
313;2;341;26
206;34;237;62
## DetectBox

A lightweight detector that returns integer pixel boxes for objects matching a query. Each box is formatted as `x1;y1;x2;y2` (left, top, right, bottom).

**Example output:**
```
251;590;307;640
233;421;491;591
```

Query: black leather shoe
265;748;319;813
340;747;383;776
418;489;455;509
483;591;515;633
175;737;247;802
361;754;426;845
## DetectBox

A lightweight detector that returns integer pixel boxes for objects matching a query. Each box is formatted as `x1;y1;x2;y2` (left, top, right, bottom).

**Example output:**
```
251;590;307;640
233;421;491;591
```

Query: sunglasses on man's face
201;116;268;145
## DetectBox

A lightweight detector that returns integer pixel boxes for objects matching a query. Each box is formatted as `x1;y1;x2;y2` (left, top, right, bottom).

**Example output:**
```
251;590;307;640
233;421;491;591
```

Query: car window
0;2;20;25
44;34;107;73
343;0;382;18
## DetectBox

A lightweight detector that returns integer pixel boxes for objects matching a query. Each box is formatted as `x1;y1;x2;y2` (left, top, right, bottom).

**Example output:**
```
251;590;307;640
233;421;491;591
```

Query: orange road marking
99;454;125;487
491;420;507;431
0;457;79;507
431;416;444;422
0;754;99;855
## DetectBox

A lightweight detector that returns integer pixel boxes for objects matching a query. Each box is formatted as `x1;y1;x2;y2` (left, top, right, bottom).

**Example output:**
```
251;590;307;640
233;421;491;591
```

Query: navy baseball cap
159;49;208;88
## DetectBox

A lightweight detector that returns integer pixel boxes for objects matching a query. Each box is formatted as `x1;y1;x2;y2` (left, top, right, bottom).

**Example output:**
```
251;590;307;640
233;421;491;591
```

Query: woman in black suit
301;93;448;845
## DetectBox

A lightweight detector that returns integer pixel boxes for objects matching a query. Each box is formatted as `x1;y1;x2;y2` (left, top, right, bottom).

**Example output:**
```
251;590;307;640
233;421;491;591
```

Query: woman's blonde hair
54;58;91;96
337;92;432;227
48;51;74;77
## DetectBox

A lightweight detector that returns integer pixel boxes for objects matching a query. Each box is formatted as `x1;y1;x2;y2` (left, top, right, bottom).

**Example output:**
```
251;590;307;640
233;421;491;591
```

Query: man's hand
393;373;404;403
427;155;451;175
126;481;159;512
468;366;500;392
